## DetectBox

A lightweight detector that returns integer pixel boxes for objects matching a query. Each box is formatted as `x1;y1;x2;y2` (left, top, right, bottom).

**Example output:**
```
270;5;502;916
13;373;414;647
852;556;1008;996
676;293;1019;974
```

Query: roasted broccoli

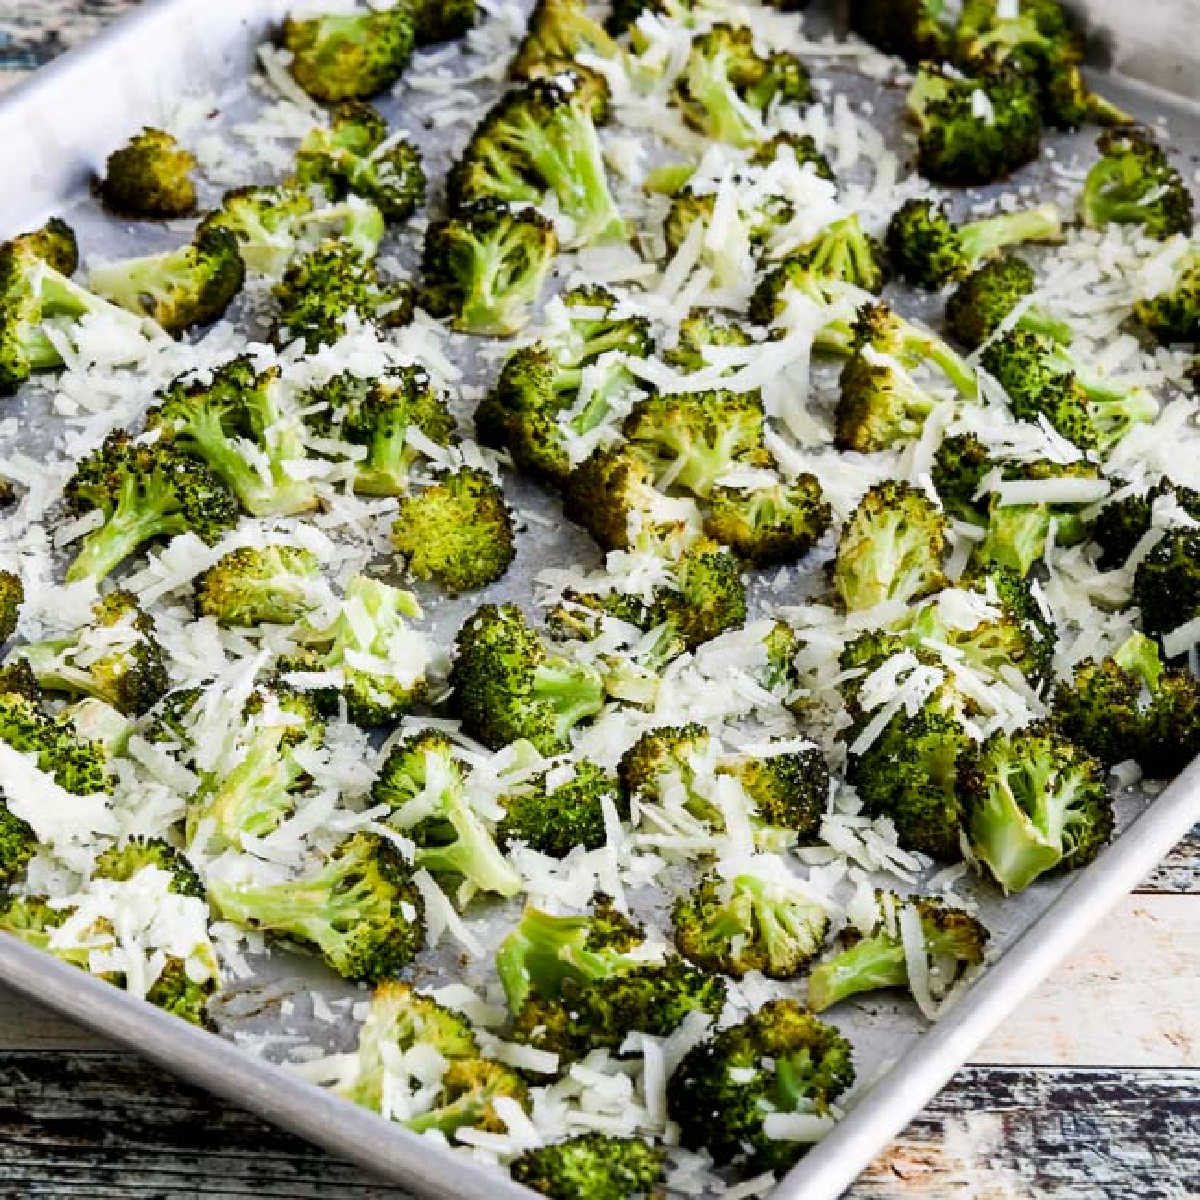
807;892;988;1011
1132;246;1200;344
1078;128;1194;240
510;0;620;81
0;797;35;890
786;214;888;293
497;895;726;1059
703;474;831;566
497;760;623;856
208;831;424;982
12;590;167;717
661;307;752;374
905;62;1043;186
960;724;1113;891
294;102;426;223
282;6;416;103
373;728;521;898
0;570;22;644
8;216;79;276
1087;476;1200;570
420;200;558;336
63;431;238;583
944;255;1073;349
673;24;811;149
715;744;830;845
449;603;605;753
98;127;197;218
510;1133;665;1200
848;0;957;63
94;836;205;898
147;356;318;518
271;238;413;351
1133;527;1200;644
195;544;327;627
476;285;652;485
668;999;854;1174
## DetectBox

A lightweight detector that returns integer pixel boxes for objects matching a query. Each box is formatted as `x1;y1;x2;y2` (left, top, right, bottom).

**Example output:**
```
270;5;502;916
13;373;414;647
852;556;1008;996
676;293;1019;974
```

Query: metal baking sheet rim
1;2;1199;1198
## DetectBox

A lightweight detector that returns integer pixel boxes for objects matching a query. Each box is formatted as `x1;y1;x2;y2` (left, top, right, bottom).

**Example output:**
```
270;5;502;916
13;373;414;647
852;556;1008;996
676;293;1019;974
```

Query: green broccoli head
849;300;978;396
944;254;1073;349
0;570;22;644
98;127;197;218
960;724;1113;891
905;63;1043;186
94;836;205;898
449;603;605;753
0;800;36;891
849;0;957;62
510;0;620;81
703;474;831;567
1079;128;1194;240
789;214;888;293
510;1133;665;1200
1133;247;1200;344
835;349;944;455
750;130;835;178
668;999;854;1173
282;6;415;102
404;0;478;46
406;1057;531;1139
420;200;558;336
807;891;988;1012
1133;527;1200;644
1090;476;1200;571
497;760;624;858
9;217;79;276
195;544;326;627
63;431;238;583
618;721;710;801
662;307;752;374
207;831;425;982
718;745;829;844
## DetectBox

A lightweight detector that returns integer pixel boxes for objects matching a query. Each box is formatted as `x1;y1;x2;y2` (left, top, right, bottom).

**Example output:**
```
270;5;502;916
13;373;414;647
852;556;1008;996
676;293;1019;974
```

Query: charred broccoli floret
886;198;1062;290
1079;128;1194;240
195;544;327;627
12;590;167;717
716;745;830;845
294;102;426;223
373;729;521;898
1133;527;1200;644
8;217;78;276
510;0;620;81
0;798;35;890
905;62;1043;186
787;214;888;293
147;356;318;518
449;603;605;753
421;200;558;336
807;891;988;1012
271;238;413;351
959;724;1113;891
282;6;415;103
703;474;831;566
849;0;957;62
63;431;238;583
673;24;811;149
497;760;623;857
1132;246;1200;344
833;480;949;612
746;263;864;348
673;870;829;979
404;0;478;46
662;308;752;374
94;835;204;897
510;1133;665;1200
1087;476;1200;570
98;127;197;218
208;831;424;982
0;571;22;644
498;895;726;1060
944;254;1073;349
391;467;516;595
668;999;854;1174
87;227;245;337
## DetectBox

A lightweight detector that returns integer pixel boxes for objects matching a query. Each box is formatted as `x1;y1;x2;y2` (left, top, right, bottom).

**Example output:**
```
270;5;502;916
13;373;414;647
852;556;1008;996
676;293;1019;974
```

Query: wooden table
1;3;1198;1195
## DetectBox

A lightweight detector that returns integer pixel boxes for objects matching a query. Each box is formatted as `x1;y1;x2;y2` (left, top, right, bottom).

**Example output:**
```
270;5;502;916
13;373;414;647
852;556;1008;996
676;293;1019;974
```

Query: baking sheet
0;3;1199;1199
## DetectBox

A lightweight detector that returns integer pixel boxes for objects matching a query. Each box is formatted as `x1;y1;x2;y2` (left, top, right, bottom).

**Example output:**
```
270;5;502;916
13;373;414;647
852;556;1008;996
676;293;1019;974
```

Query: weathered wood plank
1138;824;1200;893
0;1053;1195;1197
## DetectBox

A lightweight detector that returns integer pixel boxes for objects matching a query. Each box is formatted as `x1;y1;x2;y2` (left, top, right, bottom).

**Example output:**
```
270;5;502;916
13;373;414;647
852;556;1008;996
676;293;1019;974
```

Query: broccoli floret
0;570;22;644
1053;631;1200;774
833;480;948;612
449;603;605;753
98;127;197;218
391;467;516;595
0;240;139;394
1079;128;1194;240
496;760;623;857
511;0;620;81
621;389;769;499
886;198;1062;290
703;474;831;567
373;729;521;898
511;1134;665;1200
1133;527;1200;644
745;263;864;352
498;896;726;1060
421;200;558;336
271;238;413;351
848;0;956;62
63;431;238;583
294;102;426;223
282;6;415;102
477;285;652;485
208;831;424;982
673;24;811;149
282;575;432;727
199;184;385;275
960;724;1113;891
406;1058;530;1138
12;590;167;717
788;214;888;293
87;226;245;338
982;328;1158;452
404;0;478;46
144;957;218;1028
663;187;794;287
1088;477;1200;570
717;746;829;845
750;130;835;178
835;353;947;455
449;72;624;248
668;999;854;1174
906;63;1043;186
945;255;1073;349
1132;246;1200;344
661;308;752;374
673;871;829;979
195;544;327;627
94;836;205;898
9;217;79;276
0;800;36;891
807;891;988;1012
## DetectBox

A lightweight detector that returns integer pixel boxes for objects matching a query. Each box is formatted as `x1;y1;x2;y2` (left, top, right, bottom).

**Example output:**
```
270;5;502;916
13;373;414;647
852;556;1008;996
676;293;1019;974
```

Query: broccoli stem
531;659;605;741
1017;306;1074;345
415;798;523;898
806;934;908;1012
958;205;1063;267
66;495;177;583
965;777;1064;892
